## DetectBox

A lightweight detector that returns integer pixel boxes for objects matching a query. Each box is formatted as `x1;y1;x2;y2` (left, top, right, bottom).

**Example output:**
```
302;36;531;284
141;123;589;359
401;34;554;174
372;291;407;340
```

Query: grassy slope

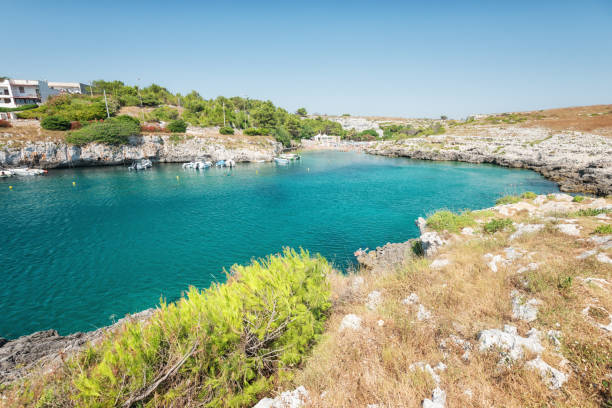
291;194;612;407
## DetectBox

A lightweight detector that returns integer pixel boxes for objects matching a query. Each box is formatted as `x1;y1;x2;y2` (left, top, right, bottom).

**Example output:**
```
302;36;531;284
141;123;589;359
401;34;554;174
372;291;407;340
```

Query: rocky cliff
0;134;282;169
366;126;612;195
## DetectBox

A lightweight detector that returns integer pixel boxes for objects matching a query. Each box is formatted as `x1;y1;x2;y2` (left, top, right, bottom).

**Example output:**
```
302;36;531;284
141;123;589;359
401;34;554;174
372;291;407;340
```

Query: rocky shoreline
0;134;282;169
364;126;612;196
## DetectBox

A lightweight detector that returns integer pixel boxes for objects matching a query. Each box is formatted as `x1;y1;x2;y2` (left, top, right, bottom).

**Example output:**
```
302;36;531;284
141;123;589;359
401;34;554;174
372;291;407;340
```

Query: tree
296;107;307;116
440;115;448;120
167;119;187;133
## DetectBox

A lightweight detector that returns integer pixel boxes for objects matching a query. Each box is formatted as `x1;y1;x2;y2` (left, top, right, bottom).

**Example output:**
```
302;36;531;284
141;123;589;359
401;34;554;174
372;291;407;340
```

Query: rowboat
274;157;289;165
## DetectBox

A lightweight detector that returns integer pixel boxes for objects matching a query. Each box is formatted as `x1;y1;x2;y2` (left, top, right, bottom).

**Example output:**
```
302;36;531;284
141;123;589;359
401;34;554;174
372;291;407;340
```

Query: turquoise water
0;151;558;338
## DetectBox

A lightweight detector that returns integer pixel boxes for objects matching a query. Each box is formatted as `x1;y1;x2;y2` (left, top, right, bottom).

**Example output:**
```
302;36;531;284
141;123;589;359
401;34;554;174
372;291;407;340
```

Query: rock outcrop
0;309;153;384
366;127;612;195
0;134;282;169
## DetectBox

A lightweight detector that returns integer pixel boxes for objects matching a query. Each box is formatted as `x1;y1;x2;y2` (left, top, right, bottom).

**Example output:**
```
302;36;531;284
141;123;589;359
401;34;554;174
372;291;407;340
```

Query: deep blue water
0;151;558;338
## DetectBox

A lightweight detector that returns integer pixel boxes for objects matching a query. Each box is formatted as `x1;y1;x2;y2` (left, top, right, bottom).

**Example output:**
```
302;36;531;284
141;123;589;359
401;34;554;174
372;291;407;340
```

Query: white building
0;79;41;108
0;79;89;109
48;82;89;95
313;133;341;144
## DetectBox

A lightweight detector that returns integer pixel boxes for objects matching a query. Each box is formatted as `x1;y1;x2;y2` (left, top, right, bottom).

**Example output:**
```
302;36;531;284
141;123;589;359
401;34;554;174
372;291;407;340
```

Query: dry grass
0;120;65;144
288;196;612;407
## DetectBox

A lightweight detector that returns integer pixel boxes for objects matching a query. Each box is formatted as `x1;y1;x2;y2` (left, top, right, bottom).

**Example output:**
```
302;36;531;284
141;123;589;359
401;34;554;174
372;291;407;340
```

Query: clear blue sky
4;1;611;118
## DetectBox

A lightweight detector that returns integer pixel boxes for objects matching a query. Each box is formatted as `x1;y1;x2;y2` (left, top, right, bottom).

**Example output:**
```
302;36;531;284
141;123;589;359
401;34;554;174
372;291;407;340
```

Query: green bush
572;195;585;203
0;103;38;113
65;117;140;146
114;114;140;126
147;106;179;121
167;119;187;133
496;195;521;205
520;191;537;199
41;115;71;131
426;210;477;233
219;126;234;135
36;249;330;407
594;224;612;234
274;126;292;147
573;208;611;217
244;127;270;136
483;218;514;234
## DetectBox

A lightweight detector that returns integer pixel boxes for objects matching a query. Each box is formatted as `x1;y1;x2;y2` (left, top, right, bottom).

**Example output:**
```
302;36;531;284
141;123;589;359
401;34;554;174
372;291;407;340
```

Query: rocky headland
365;126;612;195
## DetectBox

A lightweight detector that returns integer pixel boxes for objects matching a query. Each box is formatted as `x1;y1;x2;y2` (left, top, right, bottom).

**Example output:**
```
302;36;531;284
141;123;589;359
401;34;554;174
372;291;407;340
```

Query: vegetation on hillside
3;249;332;407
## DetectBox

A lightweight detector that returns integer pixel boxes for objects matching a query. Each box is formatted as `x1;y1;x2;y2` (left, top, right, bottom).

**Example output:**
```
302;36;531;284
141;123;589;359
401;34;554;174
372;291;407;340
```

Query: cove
0;151;559;339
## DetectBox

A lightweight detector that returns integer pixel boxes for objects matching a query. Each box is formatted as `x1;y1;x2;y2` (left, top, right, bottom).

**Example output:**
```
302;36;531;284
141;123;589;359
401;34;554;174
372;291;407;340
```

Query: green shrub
594;224;612;234
483;218;514;234
274;126;291;147
167;119;187;133
520;191;537;199
148;106;179;121
65;117;140;146
244;127;270;136
41;115;71;131
496;195;521;205
572;195;585;203
38;249;330;407
426;210;477;233
0;103;38;113
573;208;612;217
219;126;234;135
114;114;140;126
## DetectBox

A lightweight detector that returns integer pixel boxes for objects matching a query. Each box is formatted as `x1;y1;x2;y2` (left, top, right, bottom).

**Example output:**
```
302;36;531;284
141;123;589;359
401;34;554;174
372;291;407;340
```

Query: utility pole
103;89;110;118
138;78;144;122
89;81;93;96
223;102;226;127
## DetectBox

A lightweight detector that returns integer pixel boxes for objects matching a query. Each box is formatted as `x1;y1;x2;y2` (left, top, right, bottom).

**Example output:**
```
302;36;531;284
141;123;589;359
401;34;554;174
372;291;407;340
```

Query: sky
3;0;612;118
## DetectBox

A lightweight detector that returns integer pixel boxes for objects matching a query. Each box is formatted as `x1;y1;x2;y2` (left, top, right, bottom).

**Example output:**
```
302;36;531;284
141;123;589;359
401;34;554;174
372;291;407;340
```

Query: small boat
274;157;289;165
280;153;301;161
0;169;14;177
215;160;226;167
183;161;211;170
128;159;153;171
10;168;45;176
226;159;236;168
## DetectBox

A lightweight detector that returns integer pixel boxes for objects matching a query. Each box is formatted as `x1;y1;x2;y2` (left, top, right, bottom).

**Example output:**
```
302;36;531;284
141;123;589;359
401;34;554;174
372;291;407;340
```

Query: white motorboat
183;161;211;170
10;168;45;176
274;157;289;165
0;169;14;177
280;153;300;161
129;159;153;171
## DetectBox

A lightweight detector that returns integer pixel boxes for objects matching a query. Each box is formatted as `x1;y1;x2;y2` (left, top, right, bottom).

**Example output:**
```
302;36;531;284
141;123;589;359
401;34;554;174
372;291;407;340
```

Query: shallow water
0;151;558;338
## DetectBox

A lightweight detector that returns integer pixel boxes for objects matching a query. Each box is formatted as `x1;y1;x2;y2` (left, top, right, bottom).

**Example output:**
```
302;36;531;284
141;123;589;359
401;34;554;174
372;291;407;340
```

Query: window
4;98;10;103
2;89;7;95
19;86;25;93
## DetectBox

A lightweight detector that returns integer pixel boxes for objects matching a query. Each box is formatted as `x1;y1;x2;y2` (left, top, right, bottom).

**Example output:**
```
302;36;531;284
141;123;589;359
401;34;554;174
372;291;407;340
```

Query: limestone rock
253;386;309;408
366;291;382;310
526;356;568;390
339;314;362;331
557;224;581;236
478;325;543;361
511;290;539;322
422;387;446;408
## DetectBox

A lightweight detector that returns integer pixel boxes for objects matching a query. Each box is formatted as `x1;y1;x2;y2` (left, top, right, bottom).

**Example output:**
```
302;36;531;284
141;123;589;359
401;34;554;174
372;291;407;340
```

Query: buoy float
307;168;310;172
72;181;76;186
9;186;12;190
256;170;258;174
176;176;180;181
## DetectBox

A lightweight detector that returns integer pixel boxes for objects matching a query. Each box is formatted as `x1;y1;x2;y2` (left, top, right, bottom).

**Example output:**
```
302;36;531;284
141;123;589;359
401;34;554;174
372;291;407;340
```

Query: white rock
339;314;362;331
430;258;450;269
461;350;471;361
403;293;420;305
509;223;544;241
534;195;547;205
511;290;539;322
463;389;473;398
410;362;440;384
253;386;309;408
478;325;543;361
517;262;539;274
550;193;573;202
434;362;447;372
416;217;427;234
461;227;475;236
351;276;365;290
526;356;568;390
557;224;581;236
504;247;526;262
484;253;503;272
420;231;447;257
576;249;597;260
422;387;446;408
596;253;612;264
547;330;562;347
377;319;385;327
366;291;382;310
417;304;432;321
579;277;611;289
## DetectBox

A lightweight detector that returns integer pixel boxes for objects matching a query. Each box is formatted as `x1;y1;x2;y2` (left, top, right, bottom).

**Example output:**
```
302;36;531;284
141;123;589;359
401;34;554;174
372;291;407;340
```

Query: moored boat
0;169;14;177
280;153;301;161
9;168;45;176
274;157;289;165
128;159;153;171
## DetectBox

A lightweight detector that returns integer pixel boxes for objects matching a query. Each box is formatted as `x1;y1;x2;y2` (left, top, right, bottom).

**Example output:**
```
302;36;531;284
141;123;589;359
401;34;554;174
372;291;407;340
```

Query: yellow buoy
256;170;258;175
9;186;12;189
72;181;76;186
176;175;180;180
